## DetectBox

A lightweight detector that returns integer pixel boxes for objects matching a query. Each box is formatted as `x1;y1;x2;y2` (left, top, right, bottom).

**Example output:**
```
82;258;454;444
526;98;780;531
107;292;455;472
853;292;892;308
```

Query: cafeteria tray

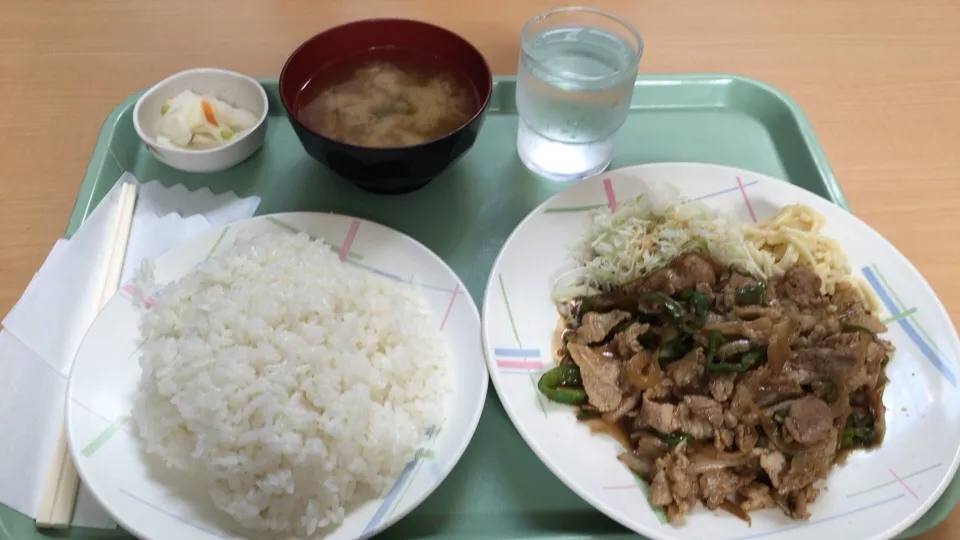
2;74;955;540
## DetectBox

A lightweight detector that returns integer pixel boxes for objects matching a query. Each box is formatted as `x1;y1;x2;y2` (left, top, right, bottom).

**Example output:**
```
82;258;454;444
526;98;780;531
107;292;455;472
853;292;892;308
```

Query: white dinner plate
66;212;487;540
481;163;960;540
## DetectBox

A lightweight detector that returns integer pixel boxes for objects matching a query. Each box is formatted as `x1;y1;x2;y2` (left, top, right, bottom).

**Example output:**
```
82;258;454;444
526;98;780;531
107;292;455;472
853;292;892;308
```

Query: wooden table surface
1;0;958;537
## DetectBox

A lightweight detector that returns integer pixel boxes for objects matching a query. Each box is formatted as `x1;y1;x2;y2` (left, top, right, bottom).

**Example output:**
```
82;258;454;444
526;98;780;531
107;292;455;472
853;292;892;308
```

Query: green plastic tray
3;74;955;539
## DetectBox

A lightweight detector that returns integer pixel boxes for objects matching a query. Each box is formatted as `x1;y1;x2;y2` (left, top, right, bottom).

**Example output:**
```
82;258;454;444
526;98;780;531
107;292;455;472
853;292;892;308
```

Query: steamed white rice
132;231;450;537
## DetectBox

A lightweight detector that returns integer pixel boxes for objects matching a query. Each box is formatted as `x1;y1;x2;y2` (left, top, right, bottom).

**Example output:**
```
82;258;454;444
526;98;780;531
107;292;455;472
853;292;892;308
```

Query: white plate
66;212;487;540
481;163;960;540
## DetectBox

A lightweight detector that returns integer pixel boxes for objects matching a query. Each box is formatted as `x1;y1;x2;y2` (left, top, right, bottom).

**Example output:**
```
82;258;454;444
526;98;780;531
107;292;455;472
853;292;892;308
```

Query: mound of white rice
132;231;450;537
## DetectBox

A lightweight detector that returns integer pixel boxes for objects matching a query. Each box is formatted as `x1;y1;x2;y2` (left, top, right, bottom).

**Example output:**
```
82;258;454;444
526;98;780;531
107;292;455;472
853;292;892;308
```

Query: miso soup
299;49;477;148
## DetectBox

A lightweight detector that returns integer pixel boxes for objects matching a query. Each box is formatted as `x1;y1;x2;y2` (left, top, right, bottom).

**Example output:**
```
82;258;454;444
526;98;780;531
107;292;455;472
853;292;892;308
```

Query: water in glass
516;8;642;181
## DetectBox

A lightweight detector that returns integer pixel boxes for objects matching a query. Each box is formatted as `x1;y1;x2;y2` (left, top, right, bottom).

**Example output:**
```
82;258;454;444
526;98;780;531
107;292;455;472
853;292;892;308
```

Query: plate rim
65;210;489;540
480;161;960;540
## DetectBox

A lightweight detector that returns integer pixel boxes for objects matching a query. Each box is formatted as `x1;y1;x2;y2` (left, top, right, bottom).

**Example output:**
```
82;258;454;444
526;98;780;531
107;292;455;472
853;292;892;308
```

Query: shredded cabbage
552;194;763;301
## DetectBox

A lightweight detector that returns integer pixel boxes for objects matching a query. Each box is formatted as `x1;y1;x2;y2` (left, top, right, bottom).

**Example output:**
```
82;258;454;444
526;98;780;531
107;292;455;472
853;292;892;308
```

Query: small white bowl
133;68;269;174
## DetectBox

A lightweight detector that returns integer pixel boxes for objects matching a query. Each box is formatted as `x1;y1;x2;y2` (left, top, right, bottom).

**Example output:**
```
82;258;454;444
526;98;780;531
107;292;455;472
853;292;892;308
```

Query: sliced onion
718;339;752;359
733;305;780;321
721;499;753;525
705;312;726;325
602;390;642;425
618;451;657;480
625;350;662;390
704;317;774;339
762;398;803;417
685;441;756;473
634;435;671;460
845;313;887;335
747;398;806;455
688;453;754;474
754;389;806;409
867;380;887;443
829;378;851;420
853;334;871;376
767;318;794;375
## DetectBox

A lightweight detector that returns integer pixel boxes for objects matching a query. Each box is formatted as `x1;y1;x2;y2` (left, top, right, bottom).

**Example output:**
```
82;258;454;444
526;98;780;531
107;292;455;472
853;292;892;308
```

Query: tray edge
719;73;849;211
59;73;954;540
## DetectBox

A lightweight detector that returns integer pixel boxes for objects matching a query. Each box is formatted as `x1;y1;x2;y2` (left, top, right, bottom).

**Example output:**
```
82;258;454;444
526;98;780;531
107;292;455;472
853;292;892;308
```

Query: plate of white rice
65;212;487;540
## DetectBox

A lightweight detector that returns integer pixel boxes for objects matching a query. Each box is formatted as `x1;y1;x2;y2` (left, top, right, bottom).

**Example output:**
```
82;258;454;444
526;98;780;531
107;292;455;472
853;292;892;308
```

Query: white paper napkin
0;172;261;529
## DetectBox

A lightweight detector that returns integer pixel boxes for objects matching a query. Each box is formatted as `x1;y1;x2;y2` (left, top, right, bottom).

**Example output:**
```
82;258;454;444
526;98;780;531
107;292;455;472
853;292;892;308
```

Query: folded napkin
0;173;261;529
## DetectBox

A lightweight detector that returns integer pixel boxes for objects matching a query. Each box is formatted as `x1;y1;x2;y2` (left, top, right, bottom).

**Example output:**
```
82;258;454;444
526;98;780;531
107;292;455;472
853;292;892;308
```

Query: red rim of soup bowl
279;18;493;152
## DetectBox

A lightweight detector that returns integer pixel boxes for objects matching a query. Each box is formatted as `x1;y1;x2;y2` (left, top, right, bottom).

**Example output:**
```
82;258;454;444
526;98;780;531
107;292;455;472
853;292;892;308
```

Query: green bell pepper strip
679;289;710;318
735;282;766;306
652;430;691;446
537;365;588;405
677;289;709;332
705;331;764;373
841;322;877;336
847;408;874;428
841;427;876;448
658;332;693;365
576;409;601;421
636;292;686;319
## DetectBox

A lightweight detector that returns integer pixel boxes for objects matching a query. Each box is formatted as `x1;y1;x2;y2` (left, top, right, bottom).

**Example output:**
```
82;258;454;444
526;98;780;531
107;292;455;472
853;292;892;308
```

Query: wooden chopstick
35;181;138;529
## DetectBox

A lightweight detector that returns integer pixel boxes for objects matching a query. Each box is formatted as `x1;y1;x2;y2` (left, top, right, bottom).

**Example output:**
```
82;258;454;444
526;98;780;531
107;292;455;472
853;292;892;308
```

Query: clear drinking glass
515;7;643;182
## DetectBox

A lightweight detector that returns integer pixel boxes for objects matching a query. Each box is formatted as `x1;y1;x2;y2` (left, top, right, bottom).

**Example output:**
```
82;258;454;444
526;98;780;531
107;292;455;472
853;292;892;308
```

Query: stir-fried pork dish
538;252;894;523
